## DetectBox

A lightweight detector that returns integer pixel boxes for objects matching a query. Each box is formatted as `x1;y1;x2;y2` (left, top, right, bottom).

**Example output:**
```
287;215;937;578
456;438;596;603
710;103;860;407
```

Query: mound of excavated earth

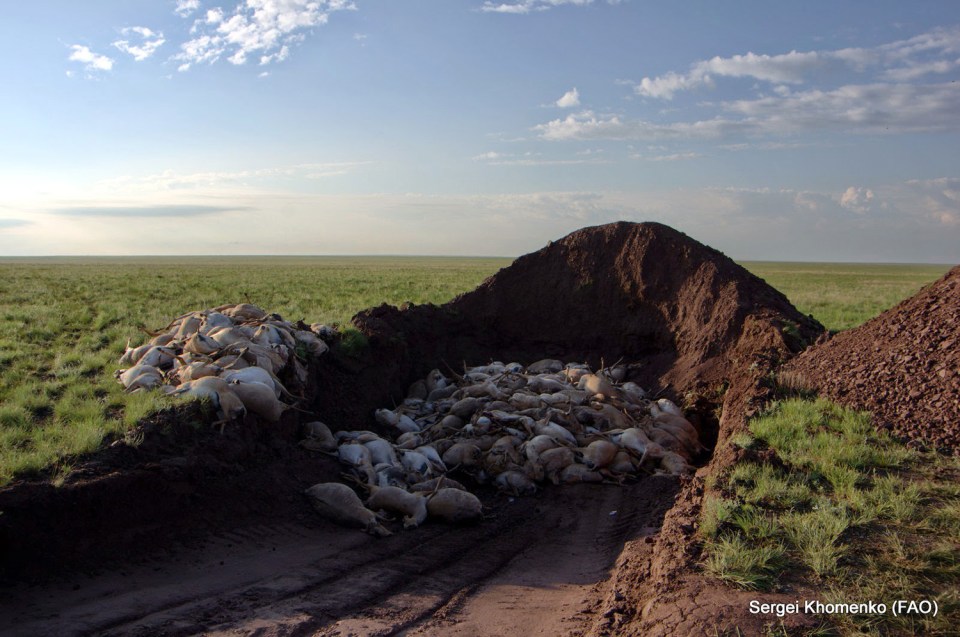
1;221;824;636
788;265;960;453
333;221;823;439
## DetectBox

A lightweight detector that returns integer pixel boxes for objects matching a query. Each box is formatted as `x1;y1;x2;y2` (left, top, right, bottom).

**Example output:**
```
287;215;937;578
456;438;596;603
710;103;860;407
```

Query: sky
1;0;958;262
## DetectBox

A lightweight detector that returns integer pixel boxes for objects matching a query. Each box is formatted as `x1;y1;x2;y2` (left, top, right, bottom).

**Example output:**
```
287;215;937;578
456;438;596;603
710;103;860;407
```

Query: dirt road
1;477;678;637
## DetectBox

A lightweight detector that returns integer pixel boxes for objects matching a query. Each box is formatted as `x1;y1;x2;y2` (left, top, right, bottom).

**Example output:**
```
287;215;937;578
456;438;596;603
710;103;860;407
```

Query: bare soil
0;222;826;635
0;479;680;637
787;265;960;454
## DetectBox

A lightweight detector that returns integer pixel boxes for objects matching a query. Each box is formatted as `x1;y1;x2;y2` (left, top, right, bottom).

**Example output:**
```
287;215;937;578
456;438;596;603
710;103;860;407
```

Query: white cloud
630;151;701;162
633;26;960;100
67;45;114;72
903;177;960;226
535;109;749;141
480;0;613;14
176;34;222;66
259;45;290;65
175;0;200;18
96;162;371;192
535;111;629;140
487;157;608;166
113;26;166;61
175;0;355;70
635;50;829;99
555;87;580;108
472;149;608;166
634;71;711;100
53;204;244;218
839;186;875;213
701;50;825;83
882;58;960;81
723;82;960;134
536;81;960;140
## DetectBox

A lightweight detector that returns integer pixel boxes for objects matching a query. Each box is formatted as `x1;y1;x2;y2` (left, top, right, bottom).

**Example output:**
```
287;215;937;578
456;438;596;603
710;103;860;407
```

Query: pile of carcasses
301;358;704;535
114;303;334;423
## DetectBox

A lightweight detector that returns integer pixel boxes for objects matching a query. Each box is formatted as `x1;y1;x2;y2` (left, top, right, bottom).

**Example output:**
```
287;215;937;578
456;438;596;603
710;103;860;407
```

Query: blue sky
1;0;958;261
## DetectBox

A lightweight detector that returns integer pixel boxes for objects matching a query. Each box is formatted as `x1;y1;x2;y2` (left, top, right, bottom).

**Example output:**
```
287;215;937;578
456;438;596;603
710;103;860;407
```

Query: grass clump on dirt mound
700;398;960;636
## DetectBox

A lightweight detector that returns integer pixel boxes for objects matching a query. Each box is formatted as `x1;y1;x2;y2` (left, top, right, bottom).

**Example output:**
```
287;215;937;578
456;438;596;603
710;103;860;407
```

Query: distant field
0;257;952;485
741;261;952;332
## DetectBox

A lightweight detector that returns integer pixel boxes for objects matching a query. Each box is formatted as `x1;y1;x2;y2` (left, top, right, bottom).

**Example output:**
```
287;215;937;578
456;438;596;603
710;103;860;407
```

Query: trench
310;299;725;469
0;317;725;635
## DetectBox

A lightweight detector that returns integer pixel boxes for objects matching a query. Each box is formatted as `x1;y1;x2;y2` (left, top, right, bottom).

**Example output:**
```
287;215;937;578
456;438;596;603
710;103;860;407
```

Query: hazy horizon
2;1;958;262
0;254;953;267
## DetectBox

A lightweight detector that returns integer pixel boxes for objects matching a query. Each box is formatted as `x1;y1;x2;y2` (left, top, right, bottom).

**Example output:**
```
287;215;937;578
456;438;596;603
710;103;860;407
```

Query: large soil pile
788;265;960;453
337;221;822;439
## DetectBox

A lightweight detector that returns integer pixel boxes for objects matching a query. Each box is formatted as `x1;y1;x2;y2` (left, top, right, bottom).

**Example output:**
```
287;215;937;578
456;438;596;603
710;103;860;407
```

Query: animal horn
440;358;465;384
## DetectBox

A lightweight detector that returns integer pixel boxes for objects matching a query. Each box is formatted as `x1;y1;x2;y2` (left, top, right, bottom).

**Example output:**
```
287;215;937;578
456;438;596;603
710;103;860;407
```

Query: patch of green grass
780;503;849;577
729;505;780;541
728;462;813;510
728;432;756;450
740;262;950;332
705;535;787;590
700;398;960;635
338;327;370;357
700;494;738;539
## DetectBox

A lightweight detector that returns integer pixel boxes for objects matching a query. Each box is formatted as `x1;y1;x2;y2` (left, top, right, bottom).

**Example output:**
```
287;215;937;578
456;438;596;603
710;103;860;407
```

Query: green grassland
741;262;951;332
0;257;952;486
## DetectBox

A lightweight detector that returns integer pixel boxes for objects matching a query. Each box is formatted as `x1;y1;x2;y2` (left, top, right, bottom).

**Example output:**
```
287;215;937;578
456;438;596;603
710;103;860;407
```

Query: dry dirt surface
1;221;823;635
788;264;960;453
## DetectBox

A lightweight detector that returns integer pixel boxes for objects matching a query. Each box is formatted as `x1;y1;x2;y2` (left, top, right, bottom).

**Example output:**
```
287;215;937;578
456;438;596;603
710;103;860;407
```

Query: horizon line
0;254;954;267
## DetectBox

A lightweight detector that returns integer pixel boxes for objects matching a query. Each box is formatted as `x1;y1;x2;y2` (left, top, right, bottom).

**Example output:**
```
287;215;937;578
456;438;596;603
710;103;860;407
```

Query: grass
338;327;370;357
700;398;960;636
0;256;508;485
741;262;951;332
0;258;949;487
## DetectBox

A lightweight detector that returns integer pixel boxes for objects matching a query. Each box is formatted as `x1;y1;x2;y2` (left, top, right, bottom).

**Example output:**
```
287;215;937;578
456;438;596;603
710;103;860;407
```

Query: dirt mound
457;221;821;381
345;222;822;435
788;265;960;453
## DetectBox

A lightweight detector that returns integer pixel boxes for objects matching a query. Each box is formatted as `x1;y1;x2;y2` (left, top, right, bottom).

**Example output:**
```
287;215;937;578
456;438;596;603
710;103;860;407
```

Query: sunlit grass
741;261;950;332
699;399;960;636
